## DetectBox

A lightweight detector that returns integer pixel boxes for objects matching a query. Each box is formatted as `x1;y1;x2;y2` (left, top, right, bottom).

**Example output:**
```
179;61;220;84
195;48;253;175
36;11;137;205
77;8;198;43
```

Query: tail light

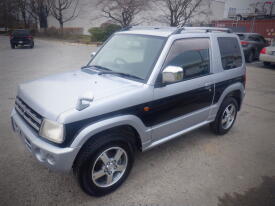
241;41;249;46
260;48;266;54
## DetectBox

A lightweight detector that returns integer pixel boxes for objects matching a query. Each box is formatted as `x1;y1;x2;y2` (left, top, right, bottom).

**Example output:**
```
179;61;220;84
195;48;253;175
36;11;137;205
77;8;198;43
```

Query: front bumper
11;108;80;172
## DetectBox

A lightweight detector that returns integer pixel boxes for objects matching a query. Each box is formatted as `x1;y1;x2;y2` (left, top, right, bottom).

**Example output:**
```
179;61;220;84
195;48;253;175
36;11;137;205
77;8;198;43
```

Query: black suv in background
237;33;269;62
10;29;34;49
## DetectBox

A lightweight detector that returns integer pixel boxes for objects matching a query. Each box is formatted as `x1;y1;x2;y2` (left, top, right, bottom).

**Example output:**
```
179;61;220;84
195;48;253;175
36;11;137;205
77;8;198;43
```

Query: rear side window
218;37;242;70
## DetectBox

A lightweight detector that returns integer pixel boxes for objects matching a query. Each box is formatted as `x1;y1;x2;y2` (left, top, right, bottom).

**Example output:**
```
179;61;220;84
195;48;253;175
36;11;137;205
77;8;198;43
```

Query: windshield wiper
91;65;112;71
81;65;111;72
98;70;143;81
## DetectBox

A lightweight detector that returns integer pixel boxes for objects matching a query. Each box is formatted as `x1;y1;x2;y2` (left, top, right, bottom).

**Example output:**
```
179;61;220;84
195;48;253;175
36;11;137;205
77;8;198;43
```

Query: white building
224;0;275;19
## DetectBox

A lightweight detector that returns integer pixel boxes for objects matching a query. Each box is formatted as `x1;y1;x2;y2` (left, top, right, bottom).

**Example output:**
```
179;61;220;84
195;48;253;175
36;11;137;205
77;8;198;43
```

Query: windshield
88;34;166;81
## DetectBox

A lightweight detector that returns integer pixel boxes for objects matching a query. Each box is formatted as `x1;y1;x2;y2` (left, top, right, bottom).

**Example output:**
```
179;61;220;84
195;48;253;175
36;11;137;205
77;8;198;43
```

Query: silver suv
11;27;246;196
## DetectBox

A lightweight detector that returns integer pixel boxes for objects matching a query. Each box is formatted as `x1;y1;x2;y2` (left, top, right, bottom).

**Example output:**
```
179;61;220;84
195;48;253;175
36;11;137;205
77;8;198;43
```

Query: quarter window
164;38;210;80
218;37;242;70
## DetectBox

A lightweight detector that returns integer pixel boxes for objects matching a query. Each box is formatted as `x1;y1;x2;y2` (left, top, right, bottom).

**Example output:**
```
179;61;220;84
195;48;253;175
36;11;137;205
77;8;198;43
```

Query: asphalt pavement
0;36;274;206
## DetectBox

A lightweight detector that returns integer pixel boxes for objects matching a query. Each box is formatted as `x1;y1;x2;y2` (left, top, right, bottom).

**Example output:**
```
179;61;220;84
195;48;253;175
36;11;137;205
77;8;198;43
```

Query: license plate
19;41;23;43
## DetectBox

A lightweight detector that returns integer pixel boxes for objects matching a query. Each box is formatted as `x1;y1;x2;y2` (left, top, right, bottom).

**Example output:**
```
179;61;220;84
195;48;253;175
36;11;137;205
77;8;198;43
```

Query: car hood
17;70;143;121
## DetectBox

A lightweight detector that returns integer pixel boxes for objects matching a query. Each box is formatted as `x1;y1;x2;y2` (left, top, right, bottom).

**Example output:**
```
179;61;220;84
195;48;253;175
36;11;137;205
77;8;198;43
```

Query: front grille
15;97;43;132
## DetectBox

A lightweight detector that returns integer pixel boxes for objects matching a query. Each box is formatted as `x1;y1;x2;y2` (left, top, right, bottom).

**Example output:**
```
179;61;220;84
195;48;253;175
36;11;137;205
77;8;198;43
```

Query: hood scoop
76;91;94;111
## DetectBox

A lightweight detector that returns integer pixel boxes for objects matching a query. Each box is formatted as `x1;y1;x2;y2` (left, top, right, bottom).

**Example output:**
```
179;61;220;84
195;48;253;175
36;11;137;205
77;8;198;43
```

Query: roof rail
171;27;232;35
120;26;175;32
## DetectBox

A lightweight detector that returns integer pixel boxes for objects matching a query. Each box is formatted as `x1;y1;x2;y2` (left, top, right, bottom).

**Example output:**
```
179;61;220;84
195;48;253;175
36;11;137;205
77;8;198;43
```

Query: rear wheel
30;42;34;49
11;44;15;49
263;62;271;66
210;97;238;135
73;132;135;196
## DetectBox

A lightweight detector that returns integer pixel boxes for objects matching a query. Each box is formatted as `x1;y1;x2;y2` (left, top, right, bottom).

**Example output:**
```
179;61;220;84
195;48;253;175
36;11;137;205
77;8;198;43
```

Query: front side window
163;38;210;80
88;34;166;81
218;37;242;70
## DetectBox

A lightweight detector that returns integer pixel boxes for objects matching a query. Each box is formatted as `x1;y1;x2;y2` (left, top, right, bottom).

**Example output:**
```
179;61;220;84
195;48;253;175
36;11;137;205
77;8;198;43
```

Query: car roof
117;27;176;37
117;27;234;37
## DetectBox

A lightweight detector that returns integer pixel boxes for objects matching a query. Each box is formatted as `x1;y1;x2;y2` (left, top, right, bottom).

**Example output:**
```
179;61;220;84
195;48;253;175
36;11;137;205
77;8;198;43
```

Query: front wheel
210;97;238;135
74;132;135;196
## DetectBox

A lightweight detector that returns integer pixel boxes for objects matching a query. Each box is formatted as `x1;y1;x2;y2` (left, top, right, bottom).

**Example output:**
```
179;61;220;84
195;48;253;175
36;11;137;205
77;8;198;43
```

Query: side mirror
91;52;96;58
162;66;184;84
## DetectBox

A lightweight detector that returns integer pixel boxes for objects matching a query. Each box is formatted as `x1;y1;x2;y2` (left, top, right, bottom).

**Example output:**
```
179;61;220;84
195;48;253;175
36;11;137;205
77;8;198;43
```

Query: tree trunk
59;21;64;36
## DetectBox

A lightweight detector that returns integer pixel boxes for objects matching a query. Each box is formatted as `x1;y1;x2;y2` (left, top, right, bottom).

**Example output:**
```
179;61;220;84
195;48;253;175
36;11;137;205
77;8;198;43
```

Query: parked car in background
236;33;269;63
260;38;275;66
10;29;34;49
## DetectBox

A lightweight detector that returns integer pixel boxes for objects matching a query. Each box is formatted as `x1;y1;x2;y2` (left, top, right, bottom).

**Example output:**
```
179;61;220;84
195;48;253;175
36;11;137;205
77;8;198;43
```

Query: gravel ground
0;36;274;206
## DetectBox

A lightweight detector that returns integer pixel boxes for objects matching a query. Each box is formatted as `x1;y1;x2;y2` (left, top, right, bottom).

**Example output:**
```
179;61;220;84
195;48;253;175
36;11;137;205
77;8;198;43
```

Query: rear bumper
11;108;80;172
10;39;33;45
259;54;275;63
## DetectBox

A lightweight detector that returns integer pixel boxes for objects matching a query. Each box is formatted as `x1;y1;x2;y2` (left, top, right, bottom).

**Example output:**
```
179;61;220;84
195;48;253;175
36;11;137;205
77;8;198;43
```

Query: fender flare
70;115;150;148
216;82;245;108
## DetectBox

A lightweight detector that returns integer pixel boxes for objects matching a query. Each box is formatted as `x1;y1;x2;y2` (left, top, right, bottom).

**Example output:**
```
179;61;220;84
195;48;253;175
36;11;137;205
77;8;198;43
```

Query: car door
150;38;214;142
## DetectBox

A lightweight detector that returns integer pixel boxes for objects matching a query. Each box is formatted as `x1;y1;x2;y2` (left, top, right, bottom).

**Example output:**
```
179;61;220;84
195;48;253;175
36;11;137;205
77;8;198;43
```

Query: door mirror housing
162;66;184;84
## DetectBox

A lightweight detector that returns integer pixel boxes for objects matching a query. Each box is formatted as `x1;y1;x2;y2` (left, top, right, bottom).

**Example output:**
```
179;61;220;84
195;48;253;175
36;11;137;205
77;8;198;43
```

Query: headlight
39;119;64;143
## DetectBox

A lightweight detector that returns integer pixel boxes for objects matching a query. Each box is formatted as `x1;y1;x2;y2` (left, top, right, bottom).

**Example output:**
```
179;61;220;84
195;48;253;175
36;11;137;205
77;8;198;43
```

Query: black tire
246;50;254;63
263;62;271;66
11;44;15;49
73;131;135;197
210;97;238;135
30;42;34;49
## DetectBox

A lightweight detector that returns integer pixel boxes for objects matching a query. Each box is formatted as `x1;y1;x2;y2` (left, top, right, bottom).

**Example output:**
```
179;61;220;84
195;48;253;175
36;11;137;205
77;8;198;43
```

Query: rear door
151;38;214;141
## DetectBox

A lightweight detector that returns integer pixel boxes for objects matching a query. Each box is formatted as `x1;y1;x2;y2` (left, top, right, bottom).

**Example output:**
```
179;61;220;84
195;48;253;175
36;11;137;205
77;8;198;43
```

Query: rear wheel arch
226;90;242;111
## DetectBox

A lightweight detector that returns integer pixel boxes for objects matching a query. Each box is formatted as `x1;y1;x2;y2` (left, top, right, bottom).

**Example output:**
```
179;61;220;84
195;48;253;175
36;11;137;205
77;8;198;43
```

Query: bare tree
26;0;51;29
97;0;148;28
155;0;204;27
15;0;29;27
48;0;80;31
0;0;18;30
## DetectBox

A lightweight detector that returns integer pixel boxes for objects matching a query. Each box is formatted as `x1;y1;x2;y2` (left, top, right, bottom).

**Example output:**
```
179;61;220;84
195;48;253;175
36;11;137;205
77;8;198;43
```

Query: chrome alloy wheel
91;147;128;188
221;103;236;130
